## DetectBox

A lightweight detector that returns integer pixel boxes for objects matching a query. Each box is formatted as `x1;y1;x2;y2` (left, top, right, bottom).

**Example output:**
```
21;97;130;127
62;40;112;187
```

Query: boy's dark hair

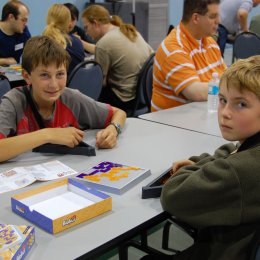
22;36;70;74
64;3;79;21
1;0;29;21
182;0;220;23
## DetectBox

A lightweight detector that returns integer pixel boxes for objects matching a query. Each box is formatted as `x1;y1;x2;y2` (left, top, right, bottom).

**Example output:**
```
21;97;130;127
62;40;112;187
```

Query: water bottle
207;72;219;113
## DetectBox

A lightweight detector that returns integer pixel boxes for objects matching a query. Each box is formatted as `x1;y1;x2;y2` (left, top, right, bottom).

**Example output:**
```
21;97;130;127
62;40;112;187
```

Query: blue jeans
217;24;229;56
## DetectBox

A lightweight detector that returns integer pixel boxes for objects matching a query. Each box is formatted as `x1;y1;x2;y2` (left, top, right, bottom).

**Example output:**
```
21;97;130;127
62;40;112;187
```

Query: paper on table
0;160;77;194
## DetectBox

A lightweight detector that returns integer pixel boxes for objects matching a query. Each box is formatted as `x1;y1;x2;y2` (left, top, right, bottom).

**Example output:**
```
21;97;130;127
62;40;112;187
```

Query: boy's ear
22;69;31;85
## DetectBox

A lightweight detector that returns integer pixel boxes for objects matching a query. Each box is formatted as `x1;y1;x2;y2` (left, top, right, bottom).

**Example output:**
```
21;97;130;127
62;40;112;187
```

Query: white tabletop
0;118;226;259
139;102;222;137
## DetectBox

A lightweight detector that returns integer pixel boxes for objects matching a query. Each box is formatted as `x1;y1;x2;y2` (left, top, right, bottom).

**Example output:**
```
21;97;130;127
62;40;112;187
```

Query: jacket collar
238;132;260;152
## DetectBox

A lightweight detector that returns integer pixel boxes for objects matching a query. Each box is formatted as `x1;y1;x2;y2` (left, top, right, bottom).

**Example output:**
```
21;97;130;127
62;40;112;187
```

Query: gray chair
233;32;260;60
127;53;155;117
67;60;103;100
0;74;11;100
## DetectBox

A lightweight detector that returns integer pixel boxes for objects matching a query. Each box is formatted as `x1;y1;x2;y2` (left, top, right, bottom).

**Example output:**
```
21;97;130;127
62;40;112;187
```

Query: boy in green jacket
144;55;260;259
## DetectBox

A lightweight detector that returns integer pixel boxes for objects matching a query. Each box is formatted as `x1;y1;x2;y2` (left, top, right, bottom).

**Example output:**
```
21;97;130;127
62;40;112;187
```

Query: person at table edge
0;36;126;163
151;0;226;112
0;0;31;66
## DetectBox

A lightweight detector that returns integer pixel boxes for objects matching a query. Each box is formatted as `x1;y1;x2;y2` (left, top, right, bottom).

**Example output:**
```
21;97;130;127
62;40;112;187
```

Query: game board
75;161;151;194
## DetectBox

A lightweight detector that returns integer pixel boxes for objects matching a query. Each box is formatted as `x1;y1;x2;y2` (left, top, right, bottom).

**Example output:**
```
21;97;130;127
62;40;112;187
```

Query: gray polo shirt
220;0;253;33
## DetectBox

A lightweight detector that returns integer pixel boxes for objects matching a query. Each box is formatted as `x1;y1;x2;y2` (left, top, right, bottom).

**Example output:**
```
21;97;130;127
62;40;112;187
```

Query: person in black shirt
64;3;95;54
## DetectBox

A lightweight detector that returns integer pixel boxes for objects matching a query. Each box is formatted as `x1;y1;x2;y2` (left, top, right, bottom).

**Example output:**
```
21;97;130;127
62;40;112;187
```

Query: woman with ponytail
43;4;85;75
81;5;153;113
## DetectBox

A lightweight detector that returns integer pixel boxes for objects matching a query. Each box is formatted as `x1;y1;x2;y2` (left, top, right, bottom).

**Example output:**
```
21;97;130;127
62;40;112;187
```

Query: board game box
11;178;112;234
0;224;35;260
75;161;151;194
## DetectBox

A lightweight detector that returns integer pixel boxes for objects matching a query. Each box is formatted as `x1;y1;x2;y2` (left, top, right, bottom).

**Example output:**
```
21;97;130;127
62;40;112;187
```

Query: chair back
127;53;155;117
233;32;260;60
67;60;103;100
0;74;11;101
144;65;153;113
167;25;174;35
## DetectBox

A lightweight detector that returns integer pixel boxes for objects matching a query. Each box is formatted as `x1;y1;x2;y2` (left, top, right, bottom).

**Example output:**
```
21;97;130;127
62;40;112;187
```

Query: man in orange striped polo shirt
151;0;226;112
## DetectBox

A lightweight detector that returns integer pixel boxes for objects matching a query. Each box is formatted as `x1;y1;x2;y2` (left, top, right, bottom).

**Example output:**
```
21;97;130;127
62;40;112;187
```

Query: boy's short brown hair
22;35;70;74
220;56;260;99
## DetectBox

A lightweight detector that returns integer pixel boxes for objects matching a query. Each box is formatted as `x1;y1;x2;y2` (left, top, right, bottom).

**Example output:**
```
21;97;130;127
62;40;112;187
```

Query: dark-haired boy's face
23;63;67;109
218;83;260;143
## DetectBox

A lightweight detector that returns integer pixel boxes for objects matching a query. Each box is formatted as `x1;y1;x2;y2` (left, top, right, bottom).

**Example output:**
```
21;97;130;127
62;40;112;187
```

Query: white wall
0;0;259;36
0;0;86;36
168;0;260;26
168;0;183;26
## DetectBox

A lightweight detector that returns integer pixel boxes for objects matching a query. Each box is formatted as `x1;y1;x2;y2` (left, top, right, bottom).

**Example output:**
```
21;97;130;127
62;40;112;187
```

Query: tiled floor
99;221;194;260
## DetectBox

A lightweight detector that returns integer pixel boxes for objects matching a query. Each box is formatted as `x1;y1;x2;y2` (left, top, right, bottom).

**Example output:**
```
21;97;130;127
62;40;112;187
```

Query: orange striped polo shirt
151;22;226;111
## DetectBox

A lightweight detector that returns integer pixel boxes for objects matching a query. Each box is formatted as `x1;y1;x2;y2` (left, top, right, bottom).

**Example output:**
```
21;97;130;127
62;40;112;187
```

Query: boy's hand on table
96;125;118;149
172;159;195;175
43;127;84;147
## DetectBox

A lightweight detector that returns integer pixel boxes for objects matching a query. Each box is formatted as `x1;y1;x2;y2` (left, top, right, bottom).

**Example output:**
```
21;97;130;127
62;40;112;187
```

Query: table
0;65;25;88
0;118;226;260
139;102;222;137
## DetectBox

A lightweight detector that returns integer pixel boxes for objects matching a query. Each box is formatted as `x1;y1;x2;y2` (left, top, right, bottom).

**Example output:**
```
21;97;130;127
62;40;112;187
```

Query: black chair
233;32;260;60
161;220;260;260
0;74;11;100
167;25;174;35
118;215;196;260
143;65;153;113
127;53;155;117
127;219;260;260
67;60;103;100
162;216;197;253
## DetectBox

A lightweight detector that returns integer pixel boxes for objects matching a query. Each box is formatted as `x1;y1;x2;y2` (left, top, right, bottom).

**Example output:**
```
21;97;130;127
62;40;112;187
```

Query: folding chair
67;60;103;100
0;74;11;100
167;25;174;35
233;32;260;60
124;219;260;260
143;65;153;113
127;53;155;117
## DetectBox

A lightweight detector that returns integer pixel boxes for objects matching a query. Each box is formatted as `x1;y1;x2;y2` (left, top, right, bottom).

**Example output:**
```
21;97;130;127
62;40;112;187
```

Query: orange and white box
11;178;112;234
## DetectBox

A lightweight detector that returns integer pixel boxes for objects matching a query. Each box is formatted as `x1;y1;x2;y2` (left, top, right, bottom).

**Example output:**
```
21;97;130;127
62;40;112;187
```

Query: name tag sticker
15;43;24;51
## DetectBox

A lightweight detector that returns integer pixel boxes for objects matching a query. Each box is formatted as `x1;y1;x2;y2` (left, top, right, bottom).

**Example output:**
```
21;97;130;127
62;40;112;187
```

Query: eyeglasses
17;16;28;23
198;12;219;20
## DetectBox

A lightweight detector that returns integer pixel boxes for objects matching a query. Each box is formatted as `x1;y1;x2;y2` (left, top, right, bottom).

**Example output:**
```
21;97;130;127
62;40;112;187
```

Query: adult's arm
0;57;17;66
181;81;209;101
73;34;96;54
237;8;250;32
81;40;95;54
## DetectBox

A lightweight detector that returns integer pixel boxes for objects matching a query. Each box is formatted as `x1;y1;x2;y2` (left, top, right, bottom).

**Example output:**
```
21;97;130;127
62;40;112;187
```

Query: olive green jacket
161;132;260;260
